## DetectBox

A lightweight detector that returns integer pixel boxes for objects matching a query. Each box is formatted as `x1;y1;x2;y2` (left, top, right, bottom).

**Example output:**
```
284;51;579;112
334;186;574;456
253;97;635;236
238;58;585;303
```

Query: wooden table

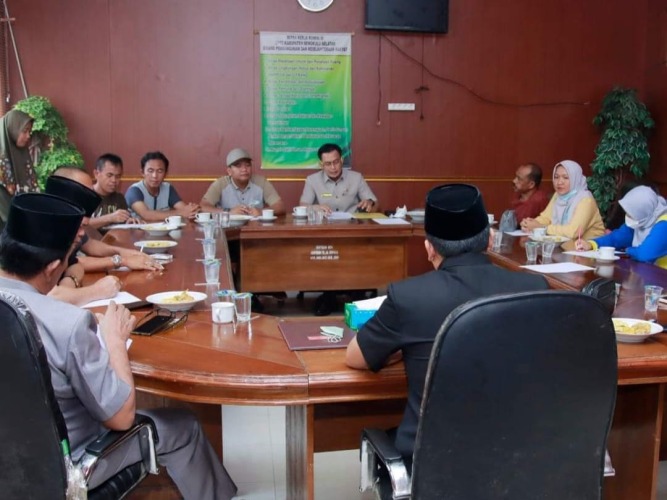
237;216;412;292
104;224;667;499
489;234;667;500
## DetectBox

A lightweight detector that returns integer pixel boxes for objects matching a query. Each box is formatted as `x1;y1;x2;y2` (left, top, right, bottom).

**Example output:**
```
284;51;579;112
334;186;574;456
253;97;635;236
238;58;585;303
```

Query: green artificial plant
588;87;654;221
14;96;84;188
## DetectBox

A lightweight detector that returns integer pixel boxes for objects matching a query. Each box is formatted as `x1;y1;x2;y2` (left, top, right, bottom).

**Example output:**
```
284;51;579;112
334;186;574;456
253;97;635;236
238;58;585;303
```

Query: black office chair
360;290;618;500
0;290;159;500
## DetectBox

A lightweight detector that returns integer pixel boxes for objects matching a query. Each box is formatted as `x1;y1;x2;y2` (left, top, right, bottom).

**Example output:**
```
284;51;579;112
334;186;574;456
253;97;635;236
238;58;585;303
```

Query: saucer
595;255;620;263
293;214;308;219
259;216;277;222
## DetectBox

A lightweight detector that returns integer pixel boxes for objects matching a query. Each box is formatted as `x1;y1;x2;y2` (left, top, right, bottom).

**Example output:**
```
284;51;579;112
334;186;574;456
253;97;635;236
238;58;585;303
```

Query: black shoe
314;292;336;316
251;295;264;314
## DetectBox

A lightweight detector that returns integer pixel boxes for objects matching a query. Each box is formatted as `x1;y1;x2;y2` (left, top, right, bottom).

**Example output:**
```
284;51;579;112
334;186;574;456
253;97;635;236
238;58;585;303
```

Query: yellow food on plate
144;241;170;248
161;291;195;303
612;319;652;335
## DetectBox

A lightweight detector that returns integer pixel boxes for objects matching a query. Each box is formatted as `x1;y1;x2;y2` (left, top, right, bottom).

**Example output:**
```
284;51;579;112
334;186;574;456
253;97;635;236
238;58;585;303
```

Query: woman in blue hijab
576;186;667;268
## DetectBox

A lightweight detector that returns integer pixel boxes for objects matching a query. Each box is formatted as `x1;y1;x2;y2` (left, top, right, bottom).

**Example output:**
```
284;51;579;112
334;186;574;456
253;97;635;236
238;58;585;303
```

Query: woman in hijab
575;186;667;268
0;109;39;225
520;160;605;240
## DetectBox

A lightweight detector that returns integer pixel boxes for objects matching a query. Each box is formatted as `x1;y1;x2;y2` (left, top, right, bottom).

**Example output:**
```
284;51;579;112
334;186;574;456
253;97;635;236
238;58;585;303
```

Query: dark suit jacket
356;252;549;459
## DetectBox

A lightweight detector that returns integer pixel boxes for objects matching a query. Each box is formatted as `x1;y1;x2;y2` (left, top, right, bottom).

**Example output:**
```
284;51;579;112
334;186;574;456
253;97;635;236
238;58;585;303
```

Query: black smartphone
132;314;174;336
125;300;153;311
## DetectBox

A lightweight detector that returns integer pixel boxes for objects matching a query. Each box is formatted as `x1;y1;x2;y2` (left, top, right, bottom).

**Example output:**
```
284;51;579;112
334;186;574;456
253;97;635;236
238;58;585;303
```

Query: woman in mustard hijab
0;109;39;226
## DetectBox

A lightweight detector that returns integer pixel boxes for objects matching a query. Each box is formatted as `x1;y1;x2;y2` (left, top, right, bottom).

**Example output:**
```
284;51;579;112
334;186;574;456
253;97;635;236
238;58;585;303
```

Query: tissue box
344;303;378;330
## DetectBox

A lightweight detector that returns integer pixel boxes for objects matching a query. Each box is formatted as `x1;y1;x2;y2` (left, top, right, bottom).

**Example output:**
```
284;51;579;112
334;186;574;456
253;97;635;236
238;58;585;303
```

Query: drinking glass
491;229;502;250
219;212;230;228
203;259;221;285
525;241;539;262
202;238;216;260
203;221;215;239
233;292;252;322
216;289;236;303
644;285;663;312
542;241;556;259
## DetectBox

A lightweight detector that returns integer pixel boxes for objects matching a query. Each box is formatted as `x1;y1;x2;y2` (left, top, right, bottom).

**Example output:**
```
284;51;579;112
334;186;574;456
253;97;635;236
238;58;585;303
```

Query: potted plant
587;87;654;223
14;96;84;188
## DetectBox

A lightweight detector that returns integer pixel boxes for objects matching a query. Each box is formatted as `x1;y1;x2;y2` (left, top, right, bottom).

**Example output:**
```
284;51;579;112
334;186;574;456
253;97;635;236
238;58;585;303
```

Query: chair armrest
360;428;411;499
80;415;159;485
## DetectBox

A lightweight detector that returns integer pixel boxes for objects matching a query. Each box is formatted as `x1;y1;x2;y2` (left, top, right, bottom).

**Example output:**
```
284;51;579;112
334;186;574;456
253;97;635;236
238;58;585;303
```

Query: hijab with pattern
619;186;667;246
551;160;593;225
0;109;38;196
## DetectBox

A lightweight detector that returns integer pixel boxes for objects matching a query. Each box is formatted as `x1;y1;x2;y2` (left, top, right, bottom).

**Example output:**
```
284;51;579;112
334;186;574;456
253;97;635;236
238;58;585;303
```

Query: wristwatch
111;254;122;268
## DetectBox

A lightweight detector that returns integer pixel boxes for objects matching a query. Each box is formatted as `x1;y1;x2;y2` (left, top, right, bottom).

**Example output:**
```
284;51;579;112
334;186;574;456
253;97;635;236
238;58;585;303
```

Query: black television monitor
365;0;449;34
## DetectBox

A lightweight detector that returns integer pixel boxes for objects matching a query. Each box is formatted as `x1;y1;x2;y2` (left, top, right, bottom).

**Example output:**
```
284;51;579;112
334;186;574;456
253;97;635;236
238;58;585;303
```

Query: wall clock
297;0;335;13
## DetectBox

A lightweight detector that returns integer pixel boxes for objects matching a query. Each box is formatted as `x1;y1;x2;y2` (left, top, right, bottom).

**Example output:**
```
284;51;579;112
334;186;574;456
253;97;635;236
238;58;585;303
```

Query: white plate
613;318;663;343
146;291;207;312
195;219;216;225
230;214;253;221
140;224;179;237
529;235;570;243
135;240;178;254
258;216;278;222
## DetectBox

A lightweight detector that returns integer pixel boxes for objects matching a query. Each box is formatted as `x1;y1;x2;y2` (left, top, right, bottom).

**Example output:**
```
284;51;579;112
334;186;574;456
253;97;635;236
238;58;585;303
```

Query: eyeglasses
322;158;342;168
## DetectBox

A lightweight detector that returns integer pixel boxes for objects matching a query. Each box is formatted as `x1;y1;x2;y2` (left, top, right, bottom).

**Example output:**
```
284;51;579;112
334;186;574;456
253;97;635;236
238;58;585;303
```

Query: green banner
260;32;352;169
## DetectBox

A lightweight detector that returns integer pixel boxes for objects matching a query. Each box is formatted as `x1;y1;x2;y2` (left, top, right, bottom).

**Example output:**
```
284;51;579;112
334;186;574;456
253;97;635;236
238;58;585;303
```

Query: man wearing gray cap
0;193;238;499
200;147;285;216
346;183;549;467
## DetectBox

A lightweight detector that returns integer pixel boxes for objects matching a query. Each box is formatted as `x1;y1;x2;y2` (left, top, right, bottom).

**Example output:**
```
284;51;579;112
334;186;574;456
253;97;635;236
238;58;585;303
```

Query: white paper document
562;250;598;258
104;223;141;230
82;291;141;309
521;262;595;274
373;218;411;225
504;230;529;236
326;212;353;221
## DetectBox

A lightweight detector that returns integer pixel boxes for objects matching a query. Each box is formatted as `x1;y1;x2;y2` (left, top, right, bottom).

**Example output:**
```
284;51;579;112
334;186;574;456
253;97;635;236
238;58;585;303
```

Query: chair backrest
0;291;68;500
412;290;618;500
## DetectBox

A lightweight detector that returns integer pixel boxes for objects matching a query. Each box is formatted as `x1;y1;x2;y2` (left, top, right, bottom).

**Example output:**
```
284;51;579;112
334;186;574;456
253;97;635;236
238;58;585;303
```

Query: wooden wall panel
8;0;656;210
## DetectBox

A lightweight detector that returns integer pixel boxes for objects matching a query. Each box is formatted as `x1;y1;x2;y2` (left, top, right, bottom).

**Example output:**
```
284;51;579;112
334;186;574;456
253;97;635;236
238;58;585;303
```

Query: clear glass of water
203;221;215;239
542;241;556;260
644;285;663;312
202;238;216;260
203;259;221;285
525;241;539;262
219;212;230;228
233;292;252;322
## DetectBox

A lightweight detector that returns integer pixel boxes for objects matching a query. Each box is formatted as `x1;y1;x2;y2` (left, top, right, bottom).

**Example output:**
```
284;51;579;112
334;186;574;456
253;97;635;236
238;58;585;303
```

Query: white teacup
165;215;182;225
532;227;547;239
598;246;615;260
212;302;235;324
262;209;274;219
293;206;307;217
196;212;212;222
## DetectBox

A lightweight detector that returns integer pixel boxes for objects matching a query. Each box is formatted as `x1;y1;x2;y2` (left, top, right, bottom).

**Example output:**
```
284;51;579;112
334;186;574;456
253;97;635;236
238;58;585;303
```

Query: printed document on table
562;250;599;258
373;218;411;225
82;291;141;309
521;263;595;274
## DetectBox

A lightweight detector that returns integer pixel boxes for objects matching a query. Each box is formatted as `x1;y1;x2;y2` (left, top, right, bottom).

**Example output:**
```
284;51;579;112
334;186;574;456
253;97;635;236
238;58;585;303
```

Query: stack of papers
82;291;141;309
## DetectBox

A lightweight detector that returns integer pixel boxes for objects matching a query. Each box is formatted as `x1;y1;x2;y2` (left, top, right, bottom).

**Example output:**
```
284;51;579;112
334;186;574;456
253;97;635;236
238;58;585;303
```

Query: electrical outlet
387;103;416;111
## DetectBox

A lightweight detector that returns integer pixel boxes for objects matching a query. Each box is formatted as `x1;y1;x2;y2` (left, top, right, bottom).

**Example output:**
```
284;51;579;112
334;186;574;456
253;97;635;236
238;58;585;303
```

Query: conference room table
97;220;667;500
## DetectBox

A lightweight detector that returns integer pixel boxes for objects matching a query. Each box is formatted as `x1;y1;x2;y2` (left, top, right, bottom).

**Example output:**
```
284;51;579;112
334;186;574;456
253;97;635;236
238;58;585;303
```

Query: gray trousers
88;408;237;500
